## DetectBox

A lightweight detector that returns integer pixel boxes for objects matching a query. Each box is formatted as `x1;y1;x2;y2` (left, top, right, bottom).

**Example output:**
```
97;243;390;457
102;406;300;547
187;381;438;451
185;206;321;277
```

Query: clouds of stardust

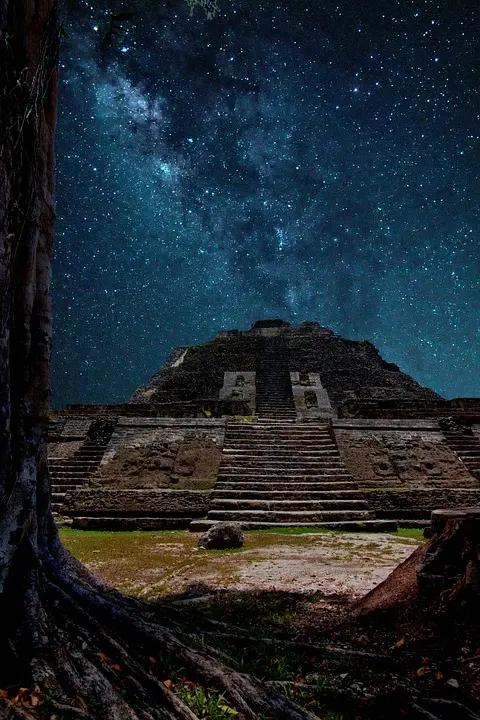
52;0;480;406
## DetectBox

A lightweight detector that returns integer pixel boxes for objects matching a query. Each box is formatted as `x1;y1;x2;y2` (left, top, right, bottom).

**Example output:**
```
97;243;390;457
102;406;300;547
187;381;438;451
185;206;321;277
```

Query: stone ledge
333;419;440;430
64;489;210;517
72;517;193;530
365;489;480;517
116;417;226;428
190;519;397;532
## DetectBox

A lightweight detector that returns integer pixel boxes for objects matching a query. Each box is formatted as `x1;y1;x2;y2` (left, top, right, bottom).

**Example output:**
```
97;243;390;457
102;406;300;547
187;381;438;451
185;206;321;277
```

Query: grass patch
392;527;426;541
59;528;243;598
248;526;338;536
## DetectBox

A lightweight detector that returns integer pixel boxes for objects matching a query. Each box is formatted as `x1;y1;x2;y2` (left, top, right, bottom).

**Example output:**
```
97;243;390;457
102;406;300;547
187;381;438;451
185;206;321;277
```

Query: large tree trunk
0;0;58;594
0;3;317;718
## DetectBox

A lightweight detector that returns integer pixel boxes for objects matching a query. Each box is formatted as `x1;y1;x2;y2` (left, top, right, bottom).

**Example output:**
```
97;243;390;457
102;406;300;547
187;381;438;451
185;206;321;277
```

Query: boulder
198;522;244;550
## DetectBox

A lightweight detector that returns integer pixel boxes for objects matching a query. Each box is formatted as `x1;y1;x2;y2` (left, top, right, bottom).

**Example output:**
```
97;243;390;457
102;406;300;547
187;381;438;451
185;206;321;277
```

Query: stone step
215;481;359;491
206;509;374;522
190;519;398;532
256;391;293;396
210;499;369;511
256;402;295;407
218;469;352;477
220;460;345;469
257;416;297;420
226;431;331;439
49;458;101;465
228;422;329;429
256;398;295;402
257;410;296;413
227;425;330;431
52;492;67;500
49;468;95;478
51;484;85;491
227;421;329;427
255;420;298;425
224;446;336;453
224;438;336;450
222;449;339;457
49;467;100;474
256;403;295;407
454;451;480;457
212;489;363;500
256;418;299;422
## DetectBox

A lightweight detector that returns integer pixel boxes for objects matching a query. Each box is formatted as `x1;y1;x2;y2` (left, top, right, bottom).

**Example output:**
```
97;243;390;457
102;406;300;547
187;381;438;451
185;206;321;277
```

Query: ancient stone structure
49;320;480;530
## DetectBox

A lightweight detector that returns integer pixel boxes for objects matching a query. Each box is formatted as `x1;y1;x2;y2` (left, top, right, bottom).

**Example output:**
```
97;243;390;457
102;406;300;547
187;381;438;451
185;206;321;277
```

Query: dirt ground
61;528;421;601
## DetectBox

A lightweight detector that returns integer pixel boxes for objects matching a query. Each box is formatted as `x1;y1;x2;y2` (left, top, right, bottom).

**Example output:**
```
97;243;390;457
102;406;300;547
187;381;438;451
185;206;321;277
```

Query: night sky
53;0;480;407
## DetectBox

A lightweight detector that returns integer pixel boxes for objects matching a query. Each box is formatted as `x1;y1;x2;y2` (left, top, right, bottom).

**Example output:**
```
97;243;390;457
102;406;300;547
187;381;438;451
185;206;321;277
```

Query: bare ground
61;528;421;601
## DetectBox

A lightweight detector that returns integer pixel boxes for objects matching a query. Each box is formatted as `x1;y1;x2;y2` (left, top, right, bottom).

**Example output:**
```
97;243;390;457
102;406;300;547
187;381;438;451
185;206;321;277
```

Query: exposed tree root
0;538;318;720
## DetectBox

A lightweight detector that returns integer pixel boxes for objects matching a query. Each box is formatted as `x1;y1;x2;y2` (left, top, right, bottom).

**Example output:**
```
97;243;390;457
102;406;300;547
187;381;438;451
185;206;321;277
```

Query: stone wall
219;372;256;414
65;489;210;517
365;489;480;519
49;440;83;459
65;489;210;530
92;418;225;491
334;420;477;489
291;372;336;419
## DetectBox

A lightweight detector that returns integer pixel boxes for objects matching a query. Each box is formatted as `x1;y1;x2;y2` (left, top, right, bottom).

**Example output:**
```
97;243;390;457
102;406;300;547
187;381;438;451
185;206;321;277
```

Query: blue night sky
52;0;480;407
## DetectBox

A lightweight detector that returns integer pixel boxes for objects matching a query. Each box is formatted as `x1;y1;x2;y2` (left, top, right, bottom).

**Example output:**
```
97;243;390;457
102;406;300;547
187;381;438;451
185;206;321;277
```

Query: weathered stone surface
219;371;256;413
50;322;480;528
62;401;248;418
365;490;480;518
336;429;475;488
48;440;82;459
198;521;244;549
71;516;193;530
93;434;222;491
64;489;210;517
129;323;443;415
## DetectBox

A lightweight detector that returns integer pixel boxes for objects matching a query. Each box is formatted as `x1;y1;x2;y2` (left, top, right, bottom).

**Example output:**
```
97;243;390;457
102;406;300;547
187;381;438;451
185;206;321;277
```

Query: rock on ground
198;522;244;549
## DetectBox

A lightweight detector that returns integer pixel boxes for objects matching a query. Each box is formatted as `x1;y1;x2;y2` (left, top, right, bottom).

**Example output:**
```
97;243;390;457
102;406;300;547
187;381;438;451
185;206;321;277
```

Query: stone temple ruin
49;320;480;531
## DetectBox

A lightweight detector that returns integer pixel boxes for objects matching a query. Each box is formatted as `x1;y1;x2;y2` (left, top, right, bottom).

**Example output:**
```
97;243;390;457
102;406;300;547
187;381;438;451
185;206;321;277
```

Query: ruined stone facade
49;320;480;530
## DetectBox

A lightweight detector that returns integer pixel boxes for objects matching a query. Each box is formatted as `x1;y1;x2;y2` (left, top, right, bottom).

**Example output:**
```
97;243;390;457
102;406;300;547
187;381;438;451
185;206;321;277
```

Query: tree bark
0;0;58;590
0;4;318;718
417;514;480;611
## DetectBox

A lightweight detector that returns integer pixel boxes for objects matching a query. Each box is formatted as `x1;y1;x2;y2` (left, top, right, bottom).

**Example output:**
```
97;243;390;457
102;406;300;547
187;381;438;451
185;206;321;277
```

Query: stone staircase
441;429;480;479
191;336;396;532
254;335;297;420
49;441;108;513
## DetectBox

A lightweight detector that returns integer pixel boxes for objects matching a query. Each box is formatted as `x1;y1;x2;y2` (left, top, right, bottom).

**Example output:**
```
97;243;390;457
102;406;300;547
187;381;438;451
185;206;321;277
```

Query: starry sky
53;0;480;407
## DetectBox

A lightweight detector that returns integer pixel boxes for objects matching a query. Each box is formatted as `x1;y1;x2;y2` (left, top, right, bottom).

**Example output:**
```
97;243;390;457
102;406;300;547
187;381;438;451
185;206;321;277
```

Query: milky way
52;0;480;406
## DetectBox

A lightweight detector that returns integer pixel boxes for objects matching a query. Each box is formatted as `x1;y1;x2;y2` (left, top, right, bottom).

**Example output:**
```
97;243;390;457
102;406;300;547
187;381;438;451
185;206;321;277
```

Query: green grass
392;527;426;540
247;526;338;536
176;684;239;718
60;527;190;539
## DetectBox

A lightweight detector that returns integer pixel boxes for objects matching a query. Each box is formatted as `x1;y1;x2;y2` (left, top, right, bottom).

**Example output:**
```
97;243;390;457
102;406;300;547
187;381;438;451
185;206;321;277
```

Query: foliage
187;0;221;19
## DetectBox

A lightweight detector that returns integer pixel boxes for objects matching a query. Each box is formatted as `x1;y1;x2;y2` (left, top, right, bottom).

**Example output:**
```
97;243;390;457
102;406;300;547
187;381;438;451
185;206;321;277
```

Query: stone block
64;489;210;517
